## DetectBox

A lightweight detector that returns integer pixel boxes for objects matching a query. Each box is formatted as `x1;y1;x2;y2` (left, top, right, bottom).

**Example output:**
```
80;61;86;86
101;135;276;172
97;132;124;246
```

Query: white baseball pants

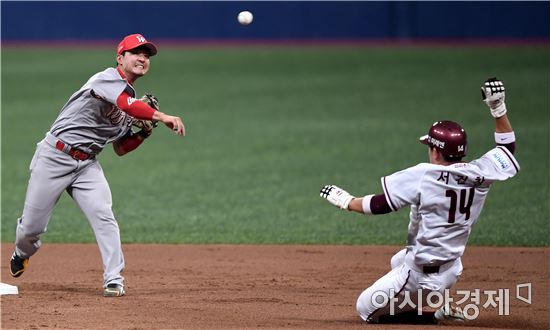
356;248;463;322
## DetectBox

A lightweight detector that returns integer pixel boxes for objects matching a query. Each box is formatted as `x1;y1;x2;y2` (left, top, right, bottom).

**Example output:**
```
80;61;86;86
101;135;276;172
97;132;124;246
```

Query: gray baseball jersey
50;67;135;154
15;67;136;288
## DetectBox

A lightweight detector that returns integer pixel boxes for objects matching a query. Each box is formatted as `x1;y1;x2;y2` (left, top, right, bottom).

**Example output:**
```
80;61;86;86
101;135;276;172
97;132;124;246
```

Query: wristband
361;195;374;215
494;131;515;144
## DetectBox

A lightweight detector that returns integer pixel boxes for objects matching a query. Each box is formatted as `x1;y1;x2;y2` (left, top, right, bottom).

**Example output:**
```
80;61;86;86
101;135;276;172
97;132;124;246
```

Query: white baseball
238;11;253;25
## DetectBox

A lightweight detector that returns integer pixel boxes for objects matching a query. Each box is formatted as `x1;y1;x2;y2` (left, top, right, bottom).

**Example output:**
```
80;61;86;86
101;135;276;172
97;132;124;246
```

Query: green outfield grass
1;45;549;246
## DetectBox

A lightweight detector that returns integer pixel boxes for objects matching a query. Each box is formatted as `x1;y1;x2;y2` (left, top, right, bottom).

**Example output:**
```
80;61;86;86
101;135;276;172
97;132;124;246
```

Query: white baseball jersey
381;146;519;266
50;67;135;154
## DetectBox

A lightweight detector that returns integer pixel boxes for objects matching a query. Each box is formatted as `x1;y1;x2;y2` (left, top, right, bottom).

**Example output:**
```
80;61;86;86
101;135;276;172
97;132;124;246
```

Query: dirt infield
1;244;548;329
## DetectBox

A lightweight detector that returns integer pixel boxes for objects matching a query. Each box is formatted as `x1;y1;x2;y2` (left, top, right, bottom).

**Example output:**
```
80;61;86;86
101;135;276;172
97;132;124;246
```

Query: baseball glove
132;93;160;138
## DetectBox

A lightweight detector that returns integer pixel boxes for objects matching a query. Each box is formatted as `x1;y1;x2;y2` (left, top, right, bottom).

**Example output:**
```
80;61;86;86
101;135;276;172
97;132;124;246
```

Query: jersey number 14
445;188;475;223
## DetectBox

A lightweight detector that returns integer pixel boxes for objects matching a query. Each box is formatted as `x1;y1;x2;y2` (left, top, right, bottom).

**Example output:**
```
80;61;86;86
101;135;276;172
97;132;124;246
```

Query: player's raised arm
481;77;516;154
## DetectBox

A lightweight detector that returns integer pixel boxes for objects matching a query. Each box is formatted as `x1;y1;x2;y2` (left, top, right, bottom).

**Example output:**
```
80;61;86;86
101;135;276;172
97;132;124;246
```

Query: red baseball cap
117;34;158;56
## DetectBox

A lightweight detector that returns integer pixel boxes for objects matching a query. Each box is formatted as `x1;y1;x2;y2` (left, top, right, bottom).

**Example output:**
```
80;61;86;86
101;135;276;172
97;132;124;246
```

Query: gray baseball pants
15;135;124;287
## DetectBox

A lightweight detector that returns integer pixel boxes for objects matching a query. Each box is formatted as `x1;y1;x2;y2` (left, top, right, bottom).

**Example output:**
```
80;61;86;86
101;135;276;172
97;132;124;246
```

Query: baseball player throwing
9;34;185;297
320;78;519;324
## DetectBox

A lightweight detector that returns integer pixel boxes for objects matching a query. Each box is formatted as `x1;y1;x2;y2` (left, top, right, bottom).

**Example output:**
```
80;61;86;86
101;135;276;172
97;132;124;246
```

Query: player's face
118;47;151;79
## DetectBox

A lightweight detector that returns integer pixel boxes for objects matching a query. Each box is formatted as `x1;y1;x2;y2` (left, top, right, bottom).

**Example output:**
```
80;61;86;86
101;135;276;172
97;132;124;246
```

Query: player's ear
428;147;441;164
116;54;123;65
435;149;446;163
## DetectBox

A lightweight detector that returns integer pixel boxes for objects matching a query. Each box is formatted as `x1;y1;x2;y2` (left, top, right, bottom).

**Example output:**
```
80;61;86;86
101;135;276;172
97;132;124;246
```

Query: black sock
376;310;436;324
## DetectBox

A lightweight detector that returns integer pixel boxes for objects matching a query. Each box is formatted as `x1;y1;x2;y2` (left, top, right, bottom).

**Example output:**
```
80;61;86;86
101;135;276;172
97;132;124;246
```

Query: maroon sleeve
497;142;516;154
370;194;393;214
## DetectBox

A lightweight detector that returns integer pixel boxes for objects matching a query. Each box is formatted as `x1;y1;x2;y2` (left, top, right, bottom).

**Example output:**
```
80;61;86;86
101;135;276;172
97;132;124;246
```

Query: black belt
422;265;440;274
55;141;92;161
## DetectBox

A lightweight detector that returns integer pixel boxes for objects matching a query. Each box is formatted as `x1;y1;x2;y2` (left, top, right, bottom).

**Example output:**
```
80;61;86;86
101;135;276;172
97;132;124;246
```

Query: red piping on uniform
116;67;134;85
116;67;126;80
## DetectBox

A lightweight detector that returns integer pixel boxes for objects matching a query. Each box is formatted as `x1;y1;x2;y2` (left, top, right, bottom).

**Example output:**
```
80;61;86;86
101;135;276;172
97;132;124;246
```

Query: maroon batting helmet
419;120;467;158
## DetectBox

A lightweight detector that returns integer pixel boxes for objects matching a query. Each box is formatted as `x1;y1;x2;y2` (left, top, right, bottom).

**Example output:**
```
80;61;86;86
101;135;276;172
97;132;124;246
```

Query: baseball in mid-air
238;11;253;25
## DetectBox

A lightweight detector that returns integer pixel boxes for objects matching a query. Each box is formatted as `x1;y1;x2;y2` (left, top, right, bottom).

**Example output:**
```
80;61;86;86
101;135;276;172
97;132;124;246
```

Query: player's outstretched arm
348;194;393;214
116;92;185;136
320;185;392;215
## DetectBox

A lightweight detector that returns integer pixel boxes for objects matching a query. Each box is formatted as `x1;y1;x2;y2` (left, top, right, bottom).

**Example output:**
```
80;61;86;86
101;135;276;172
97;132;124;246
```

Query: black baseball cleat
10;251;29;278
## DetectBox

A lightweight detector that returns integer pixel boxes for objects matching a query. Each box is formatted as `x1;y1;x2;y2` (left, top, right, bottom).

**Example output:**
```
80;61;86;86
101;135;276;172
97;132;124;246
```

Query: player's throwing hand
154;112;186;136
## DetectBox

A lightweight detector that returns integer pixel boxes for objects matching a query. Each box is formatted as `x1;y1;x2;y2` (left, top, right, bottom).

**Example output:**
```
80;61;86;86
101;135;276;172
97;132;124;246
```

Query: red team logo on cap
117;34;158;56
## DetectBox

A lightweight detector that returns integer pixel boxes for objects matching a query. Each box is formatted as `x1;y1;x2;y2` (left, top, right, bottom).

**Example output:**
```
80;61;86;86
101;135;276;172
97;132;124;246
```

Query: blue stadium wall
2;1;549;42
